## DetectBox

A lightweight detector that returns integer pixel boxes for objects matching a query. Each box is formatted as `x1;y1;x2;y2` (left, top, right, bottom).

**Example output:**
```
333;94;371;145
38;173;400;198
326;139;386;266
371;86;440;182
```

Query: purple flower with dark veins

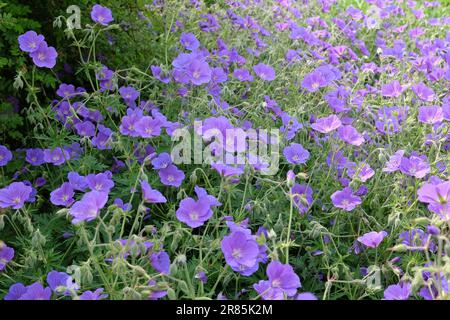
357;231;388;248
0;182;33;209
43;147;70;166
176;197;212;228
47;270;79;296
291;183;313;214
253;261;301;300
0;145;13;166
69;191;108;224
418;106;443;125
159;164;185;187
25;148;45;166
311;115;342;133
399;154;430;179
384;282;411;300
337;125;365;146
0;242;14;271
381;80;404;98
253;63;276;81
180;32;200;51
331;187;362;211
140;180;167;203
18;31;45;53
411;83;435;102
86;171;114;193
296;292;318;300
8;282;52;300
383;150;405;173
150;251;171;274
283;143;310;164
79;288;108;300
50;182;75;206
91;4;114;26
74;121;96;137
221;231;259;276
29;42;57;68
67;172;88;191
151;152;172;170
233;68;254;82
135;116;162;138
119;86;140;106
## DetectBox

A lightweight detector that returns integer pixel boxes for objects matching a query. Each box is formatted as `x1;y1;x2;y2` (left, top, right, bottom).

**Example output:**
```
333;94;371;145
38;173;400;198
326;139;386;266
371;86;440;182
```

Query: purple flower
69;191;108;224
148;280;168;300
120;108;142;137
56;83;76;98
91;4;114;26
0;145;12;166
412;83;435;102
381;80;404;98
221;231;259;276
331;187;362;211
25;148;45;166
86;171;114;193
176;197;212;228
180;32;200;51
296;292;318;300
417;180;450;217
399;229;434;251
50;182;75;206
92;125;113;150
418;106;443;125
159;164;185;187
348;162;375;182
399;154;430;179
337;125;365;146
74;121;96;137
383;150;405;173
194;186;221;207
291;183;313;214
150;251;171;274
68;172;88;191
301;71;327;92
311;115;342;133
151;152;172;170
140;180;167;203
44;147;70;166
18;31;45;53
0;242;14;271
211;67;228;83
253;63;276;81
7;282;52;300
253;280;284;300
47;271;79;296
135;116;162;138
233;68;254;82
29;42;57;68
254;261;301;300
119;86;140;106
79;288;108;300
383;282;411;300
0;182;32;209
4;283;27;300
357;231;388;248
113;198;132;212
211;163;245;177
266;261;300;295
283;143;310;164
186;59;212;85
151;66;171;83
